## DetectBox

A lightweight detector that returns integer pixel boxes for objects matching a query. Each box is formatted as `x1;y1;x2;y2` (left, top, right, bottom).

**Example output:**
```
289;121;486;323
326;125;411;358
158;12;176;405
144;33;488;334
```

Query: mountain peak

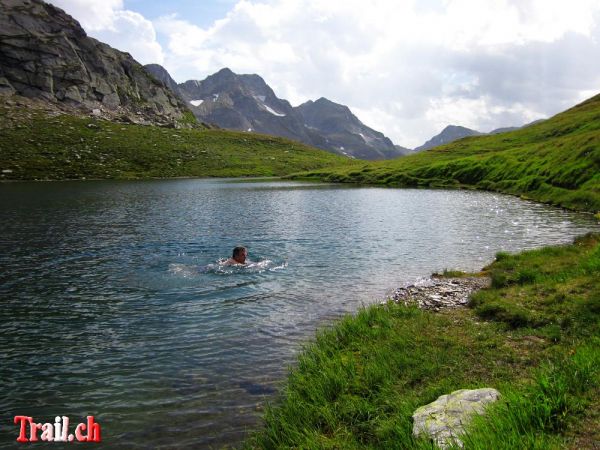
414;125;481;152
215;67;235;77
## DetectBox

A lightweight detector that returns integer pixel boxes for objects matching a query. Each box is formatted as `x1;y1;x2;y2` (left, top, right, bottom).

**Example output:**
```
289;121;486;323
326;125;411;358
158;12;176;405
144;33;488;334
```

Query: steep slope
0;0;190;126
144;63;183;98
414;125;481;152
295;98;402;160
296;93;600;213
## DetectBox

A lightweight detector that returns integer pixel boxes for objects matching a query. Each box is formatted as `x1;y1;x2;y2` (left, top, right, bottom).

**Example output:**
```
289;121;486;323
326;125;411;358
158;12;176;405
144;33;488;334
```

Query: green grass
0;103;354;180
246;233;600;449
293;94;600;213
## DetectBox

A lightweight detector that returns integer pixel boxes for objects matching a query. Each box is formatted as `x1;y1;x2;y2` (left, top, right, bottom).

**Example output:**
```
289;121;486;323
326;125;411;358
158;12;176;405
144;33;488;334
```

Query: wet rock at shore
389;277;491;310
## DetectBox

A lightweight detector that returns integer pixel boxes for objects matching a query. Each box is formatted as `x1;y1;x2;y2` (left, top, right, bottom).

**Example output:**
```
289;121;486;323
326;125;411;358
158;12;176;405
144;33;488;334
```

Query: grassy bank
0;103;353;181
293;94;600;213
247;233;600;449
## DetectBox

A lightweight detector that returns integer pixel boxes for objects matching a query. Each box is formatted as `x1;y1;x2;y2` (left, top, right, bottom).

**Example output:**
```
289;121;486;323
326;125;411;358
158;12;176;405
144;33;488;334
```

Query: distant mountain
416;120;546;151
295;98;400;159
145;65;406;160
414;125;481;152
0;0;190;126
177;67;314;145
394;145;413;156
489;126;520;135
296;92;600;212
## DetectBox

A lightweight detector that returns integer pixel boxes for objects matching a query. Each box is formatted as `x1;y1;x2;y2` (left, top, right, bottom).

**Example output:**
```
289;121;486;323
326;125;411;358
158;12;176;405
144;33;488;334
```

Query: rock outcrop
412;388;501;448
0;0;191;126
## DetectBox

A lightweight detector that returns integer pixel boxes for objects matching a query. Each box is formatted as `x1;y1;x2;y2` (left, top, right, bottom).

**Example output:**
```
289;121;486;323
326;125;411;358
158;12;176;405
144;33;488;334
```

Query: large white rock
412;388;500;448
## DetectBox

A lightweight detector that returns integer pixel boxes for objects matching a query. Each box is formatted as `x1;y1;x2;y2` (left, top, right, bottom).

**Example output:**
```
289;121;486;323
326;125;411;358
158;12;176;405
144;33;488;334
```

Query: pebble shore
388;276;491;311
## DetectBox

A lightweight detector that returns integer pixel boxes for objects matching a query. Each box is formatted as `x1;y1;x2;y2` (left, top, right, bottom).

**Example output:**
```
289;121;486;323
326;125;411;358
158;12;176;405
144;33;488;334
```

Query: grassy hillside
247;233;600;449
295;94;600;213
0;103;354;181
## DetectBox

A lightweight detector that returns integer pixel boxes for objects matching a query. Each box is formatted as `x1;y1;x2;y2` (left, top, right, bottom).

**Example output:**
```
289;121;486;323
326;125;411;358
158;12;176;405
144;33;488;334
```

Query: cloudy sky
48;0;600;148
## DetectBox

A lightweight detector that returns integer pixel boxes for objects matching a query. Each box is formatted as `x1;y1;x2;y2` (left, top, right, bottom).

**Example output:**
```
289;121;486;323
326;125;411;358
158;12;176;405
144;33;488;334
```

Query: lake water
0;179;598;448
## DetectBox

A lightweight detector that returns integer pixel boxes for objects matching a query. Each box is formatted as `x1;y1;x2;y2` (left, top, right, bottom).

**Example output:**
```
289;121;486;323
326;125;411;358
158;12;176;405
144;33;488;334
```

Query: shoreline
247;233;600;448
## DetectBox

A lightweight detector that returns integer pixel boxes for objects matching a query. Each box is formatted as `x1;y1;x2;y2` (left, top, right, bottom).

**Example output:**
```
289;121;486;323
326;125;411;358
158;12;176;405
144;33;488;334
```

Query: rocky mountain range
1;0;540;159
145;65;405;160
0;0;191;126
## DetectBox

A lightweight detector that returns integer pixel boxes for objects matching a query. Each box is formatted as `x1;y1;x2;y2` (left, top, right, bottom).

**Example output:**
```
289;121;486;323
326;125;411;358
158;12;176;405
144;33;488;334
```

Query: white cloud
48;0;124;31
47;0;164;65
49;0;600;148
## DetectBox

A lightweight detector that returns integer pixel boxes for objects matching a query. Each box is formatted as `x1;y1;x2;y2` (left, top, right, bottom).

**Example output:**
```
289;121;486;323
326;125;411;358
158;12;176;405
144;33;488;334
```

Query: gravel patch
388;277;491;311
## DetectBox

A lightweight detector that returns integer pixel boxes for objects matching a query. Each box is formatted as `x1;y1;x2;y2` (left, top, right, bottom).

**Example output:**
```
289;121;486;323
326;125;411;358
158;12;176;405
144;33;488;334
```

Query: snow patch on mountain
263;104;286;117
190;99;204;107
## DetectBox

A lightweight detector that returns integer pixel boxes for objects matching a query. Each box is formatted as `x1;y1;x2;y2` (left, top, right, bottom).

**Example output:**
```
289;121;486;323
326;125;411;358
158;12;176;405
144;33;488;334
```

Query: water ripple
0;180;598;448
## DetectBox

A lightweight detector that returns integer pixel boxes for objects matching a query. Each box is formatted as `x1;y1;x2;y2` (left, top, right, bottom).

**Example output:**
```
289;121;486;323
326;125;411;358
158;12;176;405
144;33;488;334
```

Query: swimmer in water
225;246;248;265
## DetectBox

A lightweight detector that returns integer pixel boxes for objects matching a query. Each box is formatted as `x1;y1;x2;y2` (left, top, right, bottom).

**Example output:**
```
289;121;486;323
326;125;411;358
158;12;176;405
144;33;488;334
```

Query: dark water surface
0;179;598;448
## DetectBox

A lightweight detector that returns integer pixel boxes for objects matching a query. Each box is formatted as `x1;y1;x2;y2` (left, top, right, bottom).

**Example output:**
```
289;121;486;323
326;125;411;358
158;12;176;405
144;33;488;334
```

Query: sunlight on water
0;179;598;449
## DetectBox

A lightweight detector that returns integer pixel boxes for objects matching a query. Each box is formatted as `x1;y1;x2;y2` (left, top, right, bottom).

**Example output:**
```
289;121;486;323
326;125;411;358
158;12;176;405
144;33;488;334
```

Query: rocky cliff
0;0;191;126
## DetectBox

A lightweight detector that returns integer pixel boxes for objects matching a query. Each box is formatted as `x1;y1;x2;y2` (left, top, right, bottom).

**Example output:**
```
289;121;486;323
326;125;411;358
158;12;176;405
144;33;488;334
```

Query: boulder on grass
412;388;500;448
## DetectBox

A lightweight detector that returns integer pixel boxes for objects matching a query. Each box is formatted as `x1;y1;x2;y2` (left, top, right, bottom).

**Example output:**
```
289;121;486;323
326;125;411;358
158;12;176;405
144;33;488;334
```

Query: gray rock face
296;97;402;160
144;63;182;98
0;0;190;125
176;67;313;144
413;388;501;448
147;65;408;160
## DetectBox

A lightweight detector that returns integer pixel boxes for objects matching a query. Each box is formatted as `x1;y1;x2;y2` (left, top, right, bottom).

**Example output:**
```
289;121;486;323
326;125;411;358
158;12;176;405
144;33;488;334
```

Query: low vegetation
247;233;600;449
0;103;353;181
294;94;600;213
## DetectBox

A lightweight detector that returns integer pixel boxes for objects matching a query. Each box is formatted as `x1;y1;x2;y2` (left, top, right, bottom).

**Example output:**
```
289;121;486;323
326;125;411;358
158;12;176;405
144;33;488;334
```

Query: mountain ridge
145;64;406;160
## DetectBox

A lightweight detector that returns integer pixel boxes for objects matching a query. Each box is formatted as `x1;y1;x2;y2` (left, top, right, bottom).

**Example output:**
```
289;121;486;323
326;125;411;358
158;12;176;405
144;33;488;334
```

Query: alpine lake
1;178;598;448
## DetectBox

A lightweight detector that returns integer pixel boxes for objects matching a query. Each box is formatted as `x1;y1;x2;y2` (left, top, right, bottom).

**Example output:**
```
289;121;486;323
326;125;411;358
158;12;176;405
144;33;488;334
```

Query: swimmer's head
232;246;247;264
